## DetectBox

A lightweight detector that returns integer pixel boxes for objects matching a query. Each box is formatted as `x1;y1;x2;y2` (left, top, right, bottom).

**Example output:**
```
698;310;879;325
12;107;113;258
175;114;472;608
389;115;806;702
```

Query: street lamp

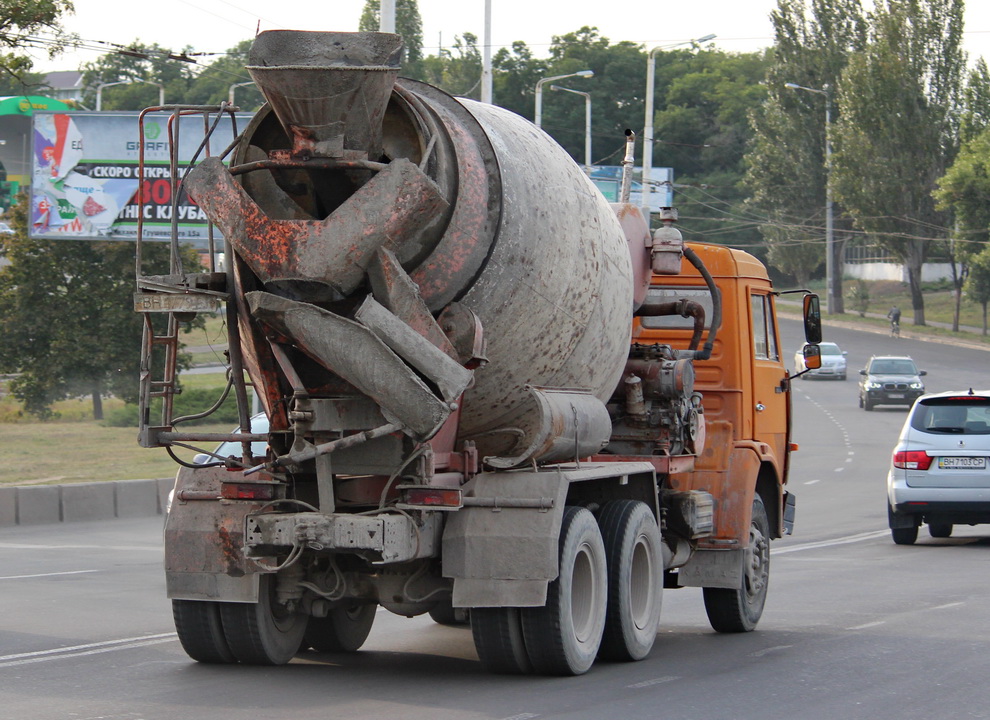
785;81;836;315
551;85;592;174
642;34;715;223
535;70;593;128
96;79;165;111
228;81;256;107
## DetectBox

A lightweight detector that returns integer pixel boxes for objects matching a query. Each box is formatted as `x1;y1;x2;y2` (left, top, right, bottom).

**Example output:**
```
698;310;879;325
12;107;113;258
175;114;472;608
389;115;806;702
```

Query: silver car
794;341;847;380
887;389;990;544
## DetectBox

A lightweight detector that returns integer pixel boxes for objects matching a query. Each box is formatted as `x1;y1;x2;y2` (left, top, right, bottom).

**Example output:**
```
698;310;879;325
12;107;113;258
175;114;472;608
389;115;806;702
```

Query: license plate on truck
938;457;987;469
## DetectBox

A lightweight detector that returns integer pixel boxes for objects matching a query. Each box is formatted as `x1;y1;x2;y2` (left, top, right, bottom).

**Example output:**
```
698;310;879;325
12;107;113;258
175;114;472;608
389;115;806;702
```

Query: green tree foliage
653;48;769;252
0;196;198;419
745;0;866;293
0;0;74;88
183;40;263;110
959;59;990;142
831;0;966;325
964;246;990;334
418;32;483;98
359;0;424;68
80;42;197;110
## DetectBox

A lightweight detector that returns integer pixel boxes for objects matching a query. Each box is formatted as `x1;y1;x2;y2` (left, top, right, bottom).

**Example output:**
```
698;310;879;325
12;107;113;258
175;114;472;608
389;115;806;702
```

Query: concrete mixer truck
134;30;823;676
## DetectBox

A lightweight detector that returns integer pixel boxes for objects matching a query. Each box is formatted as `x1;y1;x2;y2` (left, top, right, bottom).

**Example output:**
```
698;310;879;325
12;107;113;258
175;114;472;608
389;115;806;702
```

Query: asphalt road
1;318;988;720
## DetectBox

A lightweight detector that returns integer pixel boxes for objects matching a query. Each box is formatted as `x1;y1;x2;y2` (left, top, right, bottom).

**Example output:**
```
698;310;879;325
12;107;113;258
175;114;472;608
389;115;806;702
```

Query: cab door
750;290;788;464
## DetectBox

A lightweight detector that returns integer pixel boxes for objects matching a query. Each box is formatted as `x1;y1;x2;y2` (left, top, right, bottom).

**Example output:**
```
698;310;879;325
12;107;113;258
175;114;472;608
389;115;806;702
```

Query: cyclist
887;305;901;337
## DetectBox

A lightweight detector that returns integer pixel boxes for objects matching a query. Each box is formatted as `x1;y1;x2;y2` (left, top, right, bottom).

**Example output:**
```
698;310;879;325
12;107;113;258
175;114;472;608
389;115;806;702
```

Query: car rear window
910;397;990;434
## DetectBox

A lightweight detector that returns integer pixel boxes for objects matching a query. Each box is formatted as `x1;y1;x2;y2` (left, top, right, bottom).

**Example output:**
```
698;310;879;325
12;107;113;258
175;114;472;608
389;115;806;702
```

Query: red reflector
401;488;462;507
893;450;933;470
221;483;277;500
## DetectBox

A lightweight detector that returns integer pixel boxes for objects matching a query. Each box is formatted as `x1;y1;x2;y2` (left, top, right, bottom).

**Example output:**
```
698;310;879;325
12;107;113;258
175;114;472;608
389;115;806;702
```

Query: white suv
887;390;990;544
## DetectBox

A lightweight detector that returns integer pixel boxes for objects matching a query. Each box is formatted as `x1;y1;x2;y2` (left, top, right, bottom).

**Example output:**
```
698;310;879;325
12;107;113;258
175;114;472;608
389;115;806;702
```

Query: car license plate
938;457;987;470
888;393;904;399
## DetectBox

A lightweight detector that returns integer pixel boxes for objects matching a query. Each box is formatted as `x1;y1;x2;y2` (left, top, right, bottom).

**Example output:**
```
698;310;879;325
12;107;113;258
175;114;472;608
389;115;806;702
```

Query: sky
26;0;990;75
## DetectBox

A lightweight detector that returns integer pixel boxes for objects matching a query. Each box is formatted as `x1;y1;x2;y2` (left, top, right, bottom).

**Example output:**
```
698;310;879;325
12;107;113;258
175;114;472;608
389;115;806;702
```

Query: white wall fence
843;261;955;283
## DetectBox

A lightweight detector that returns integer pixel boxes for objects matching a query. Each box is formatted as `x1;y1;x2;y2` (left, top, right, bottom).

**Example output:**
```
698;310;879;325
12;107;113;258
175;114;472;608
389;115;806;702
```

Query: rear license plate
888;393;904;399
938;457;987;469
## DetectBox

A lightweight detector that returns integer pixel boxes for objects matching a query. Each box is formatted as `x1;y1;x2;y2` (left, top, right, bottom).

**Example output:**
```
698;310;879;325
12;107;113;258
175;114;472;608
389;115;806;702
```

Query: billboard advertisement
30;111;250;248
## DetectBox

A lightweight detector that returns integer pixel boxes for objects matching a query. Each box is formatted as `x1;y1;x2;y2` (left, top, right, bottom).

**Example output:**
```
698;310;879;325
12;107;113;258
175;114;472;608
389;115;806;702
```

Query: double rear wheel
471;501;663;675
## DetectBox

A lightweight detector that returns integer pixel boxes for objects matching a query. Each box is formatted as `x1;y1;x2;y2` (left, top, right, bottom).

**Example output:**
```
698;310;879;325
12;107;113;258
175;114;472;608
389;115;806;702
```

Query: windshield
869;359;917;375
819;342;842;356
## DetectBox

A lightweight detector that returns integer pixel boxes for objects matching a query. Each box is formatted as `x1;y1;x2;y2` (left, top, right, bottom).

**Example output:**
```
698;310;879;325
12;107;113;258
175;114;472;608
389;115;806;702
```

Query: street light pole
551;85;592;174
642;34;715;224
785;81;837;314
535;70;593;128
228;81;256;107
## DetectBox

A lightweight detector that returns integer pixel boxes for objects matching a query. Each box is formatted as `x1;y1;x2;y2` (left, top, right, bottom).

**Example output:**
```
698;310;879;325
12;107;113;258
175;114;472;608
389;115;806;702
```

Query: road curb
0;477;174;528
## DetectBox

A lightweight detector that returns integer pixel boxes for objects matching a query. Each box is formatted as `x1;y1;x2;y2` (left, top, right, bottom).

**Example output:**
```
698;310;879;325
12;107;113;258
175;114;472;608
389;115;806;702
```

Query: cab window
751;294;778;361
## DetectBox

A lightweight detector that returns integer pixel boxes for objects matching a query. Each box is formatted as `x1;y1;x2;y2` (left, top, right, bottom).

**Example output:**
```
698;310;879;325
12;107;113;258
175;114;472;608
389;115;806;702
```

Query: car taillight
892;450;933;470
221;482;278;500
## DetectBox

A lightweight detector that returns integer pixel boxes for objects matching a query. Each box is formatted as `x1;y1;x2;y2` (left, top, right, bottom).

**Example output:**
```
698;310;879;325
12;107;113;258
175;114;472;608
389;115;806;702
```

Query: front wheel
597;500;663;662
521;506;607;675
218;574;307;665
703;495;770;633
304;601;376;652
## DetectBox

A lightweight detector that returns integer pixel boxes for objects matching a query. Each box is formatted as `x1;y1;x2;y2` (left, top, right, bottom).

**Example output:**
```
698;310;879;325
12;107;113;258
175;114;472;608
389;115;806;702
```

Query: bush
102;385;242;428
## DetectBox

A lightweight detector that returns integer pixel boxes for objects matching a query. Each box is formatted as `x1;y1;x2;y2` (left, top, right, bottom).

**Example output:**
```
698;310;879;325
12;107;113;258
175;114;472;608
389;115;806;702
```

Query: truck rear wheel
172;599;236;664
471;607;532;674
521;506;607;675
304;602;376;652
597;500;662;662
219;574;307;665
703;495;770;633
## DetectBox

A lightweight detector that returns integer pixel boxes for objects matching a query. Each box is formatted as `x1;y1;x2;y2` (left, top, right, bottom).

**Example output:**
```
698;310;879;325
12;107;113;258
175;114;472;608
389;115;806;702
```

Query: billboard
30;111;250;248
590;166;674;210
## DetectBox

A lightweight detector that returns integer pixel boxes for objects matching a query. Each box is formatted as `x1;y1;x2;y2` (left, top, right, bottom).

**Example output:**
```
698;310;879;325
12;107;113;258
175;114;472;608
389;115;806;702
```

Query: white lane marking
847;621;885;630
628;676;679;688
0;569;99;580
499;715;540;720
804;479;821;485
933;602;965;610
750;645;793;658
0;633;176;668
0;543;161;551
773;530;890;555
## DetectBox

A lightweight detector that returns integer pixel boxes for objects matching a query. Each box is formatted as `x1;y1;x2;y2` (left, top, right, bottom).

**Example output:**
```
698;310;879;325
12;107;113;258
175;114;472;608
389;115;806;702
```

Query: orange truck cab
633;241;804;590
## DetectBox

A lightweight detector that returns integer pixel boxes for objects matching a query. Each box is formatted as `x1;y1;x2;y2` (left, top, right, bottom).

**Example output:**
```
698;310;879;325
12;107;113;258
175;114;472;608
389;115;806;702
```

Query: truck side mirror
803;294;822;344
802;344;822;370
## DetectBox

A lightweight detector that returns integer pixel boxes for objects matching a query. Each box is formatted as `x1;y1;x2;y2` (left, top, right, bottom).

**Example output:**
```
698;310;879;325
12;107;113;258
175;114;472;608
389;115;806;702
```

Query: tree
831;0;966;326
964;247;990;335
80;42;197;110
0;0;74;88
359;0;424;68
745;0;866;300
934;124;990;330
184;40;264;110
0;195;197;419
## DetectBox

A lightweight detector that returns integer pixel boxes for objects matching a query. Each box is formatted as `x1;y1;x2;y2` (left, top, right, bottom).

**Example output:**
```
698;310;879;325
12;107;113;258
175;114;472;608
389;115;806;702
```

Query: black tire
219;574;307;665
596;500;663;662
471;607;531;674
858;394;864;408
839;374;847;381
703;495;770;633
864;399;875;411
891;525;918;545
521;506;607;675
172;599;237;664
928;523;953;539
304;602;376;652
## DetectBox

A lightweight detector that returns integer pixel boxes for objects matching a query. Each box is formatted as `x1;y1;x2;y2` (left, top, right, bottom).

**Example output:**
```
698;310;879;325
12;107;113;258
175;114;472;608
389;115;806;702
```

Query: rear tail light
221;482;278;500
893;450;933;470
397;486;463;509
